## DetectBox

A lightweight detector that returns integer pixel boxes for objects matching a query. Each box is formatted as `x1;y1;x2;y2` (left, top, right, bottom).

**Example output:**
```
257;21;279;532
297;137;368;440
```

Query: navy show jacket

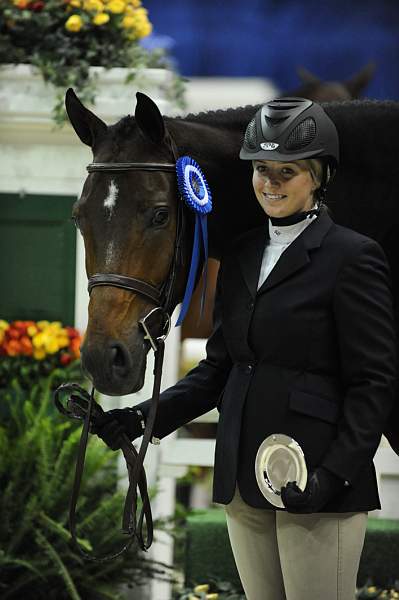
135;206;398;512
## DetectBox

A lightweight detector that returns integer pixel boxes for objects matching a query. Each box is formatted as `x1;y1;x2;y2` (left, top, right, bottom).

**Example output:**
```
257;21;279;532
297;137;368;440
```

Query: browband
87;163;176;173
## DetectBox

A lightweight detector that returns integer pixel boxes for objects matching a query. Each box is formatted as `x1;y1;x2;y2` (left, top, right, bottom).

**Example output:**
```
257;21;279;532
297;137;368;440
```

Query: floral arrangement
0;319;82;388
0;0;184;123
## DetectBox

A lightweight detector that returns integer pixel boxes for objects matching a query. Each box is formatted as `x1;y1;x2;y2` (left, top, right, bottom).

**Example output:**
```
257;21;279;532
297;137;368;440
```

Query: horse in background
283;62;376;102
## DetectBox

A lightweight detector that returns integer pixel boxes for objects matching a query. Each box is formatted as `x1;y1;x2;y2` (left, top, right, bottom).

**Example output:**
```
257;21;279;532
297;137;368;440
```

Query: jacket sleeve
133;260;233;439
321;239;398;484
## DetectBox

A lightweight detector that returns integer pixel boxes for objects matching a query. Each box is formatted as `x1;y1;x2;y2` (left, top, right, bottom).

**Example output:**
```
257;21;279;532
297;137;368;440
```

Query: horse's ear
65;88;107;147
135;92;165;143
345;62;376;98
297;66;321;85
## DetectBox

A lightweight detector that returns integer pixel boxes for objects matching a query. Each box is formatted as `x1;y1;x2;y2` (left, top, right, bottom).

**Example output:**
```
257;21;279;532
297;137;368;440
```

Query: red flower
7;327;22;340
66;326;80;339
60;353;72;366
30;1;44;10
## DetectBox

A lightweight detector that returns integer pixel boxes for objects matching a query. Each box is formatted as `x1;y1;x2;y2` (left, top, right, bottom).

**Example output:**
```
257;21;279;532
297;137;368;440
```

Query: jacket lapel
236;224;268;299
237;208;334;298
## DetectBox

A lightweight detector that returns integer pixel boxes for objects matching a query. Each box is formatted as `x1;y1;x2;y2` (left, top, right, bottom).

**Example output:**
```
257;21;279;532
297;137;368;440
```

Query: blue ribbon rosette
175;156;213;326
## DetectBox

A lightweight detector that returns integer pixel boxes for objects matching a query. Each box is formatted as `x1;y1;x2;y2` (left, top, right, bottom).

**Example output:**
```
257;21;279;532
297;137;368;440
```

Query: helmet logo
260;142;279;150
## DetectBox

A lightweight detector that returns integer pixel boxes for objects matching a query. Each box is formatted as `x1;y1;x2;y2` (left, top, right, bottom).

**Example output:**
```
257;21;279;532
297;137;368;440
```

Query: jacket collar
237;206;334;298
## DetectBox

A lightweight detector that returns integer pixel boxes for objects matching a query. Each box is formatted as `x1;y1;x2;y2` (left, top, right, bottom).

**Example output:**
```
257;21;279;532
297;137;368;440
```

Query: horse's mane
112;99;399;175
171;104;257;126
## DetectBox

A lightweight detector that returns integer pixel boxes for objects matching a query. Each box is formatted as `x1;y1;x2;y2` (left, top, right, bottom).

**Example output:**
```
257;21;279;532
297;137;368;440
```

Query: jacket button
245;364;253;374
247;301;254;310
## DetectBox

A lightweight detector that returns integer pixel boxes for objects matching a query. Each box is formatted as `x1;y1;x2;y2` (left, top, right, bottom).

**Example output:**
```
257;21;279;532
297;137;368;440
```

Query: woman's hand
281;467;345;513
90;408;144;450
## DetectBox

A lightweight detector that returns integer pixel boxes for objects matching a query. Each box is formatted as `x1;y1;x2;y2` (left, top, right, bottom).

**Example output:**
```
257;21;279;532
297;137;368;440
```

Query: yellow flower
57;336;70;348
135;20;152;38
0;330;4;345
27;325;38;337
126;0;141;6
194;585;210;594
32;332;46;348
107;0;125;13
84;0;103;11
121;14;135;28
0;320;9;331
33;347;46;360
93;11;110;24
70;0;81;6
45;337;59;354
37;320;50;330
65;14;83;32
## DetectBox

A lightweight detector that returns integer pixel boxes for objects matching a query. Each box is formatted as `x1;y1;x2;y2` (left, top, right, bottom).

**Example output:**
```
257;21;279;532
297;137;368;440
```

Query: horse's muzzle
81;338;147;396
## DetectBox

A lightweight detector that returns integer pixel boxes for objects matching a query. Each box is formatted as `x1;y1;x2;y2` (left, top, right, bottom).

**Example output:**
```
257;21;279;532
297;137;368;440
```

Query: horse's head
286;63;376;102
66;89;191;396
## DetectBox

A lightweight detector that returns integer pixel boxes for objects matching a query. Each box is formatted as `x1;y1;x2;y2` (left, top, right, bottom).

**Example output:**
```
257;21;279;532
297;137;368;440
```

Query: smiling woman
252;159;320;218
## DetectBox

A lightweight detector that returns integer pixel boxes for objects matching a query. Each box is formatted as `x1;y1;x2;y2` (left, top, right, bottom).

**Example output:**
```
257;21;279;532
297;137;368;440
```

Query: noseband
55;143;191;561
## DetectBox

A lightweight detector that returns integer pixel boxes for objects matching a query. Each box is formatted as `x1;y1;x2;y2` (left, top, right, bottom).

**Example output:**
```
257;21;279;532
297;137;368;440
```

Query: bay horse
66;89;399;452
284;62;376;102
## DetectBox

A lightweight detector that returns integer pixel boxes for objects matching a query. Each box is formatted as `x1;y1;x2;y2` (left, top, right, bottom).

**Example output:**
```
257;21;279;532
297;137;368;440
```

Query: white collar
268;213;318;245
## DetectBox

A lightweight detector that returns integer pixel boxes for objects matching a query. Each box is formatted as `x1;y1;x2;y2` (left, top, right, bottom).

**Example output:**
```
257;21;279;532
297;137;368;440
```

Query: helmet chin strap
269;199;323;226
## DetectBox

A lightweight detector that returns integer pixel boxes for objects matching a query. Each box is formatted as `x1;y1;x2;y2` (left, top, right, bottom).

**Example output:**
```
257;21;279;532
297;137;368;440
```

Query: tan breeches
224;484;368;600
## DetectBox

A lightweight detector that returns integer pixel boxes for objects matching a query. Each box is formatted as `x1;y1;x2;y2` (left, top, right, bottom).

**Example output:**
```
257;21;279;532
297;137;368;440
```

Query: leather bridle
55;141;192;561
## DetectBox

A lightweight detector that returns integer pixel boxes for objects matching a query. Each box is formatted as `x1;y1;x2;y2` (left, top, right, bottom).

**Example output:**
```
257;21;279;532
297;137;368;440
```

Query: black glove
280;466;345;513
91;408;144;451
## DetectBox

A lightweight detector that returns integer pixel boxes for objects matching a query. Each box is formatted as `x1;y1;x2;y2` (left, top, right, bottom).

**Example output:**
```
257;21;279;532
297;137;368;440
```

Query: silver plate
255;433;308;508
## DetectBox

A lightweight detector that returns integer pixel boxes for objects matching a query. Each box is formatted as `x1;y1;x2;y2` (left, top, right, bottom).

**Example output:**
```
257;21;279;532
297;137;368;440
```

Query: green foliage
0;0;185;125
0;356;83;390
0;373;173;599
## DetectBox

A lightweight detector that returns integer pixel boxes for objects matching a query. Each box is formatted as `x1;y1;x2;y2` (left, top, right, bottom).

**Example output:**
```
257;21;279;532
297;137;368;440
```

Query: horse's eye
151;207;169;227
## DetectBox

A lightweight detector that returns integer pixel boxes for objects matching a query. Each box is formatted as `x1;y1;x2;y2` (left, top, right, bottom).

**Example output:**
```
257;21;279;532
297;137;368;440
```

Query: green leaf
35;529;82;600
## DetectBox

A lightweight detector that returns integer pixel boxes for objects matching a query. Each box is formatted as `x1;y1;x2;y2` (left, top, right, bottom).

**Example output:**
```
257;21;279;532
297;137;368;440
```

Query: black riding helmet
240;97;339;189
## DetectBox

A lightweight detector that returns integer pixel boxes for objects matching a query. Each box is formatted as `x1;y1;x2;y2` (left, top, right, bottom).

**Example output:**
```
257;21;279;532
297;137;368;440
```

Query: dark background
144;0;399;100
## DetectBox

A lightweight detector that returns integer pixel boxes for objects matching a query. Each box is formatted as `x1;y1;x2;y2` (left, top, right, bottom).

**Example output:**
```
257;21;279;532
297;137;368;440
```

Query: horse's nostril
109;343;132;378
111;345;125;367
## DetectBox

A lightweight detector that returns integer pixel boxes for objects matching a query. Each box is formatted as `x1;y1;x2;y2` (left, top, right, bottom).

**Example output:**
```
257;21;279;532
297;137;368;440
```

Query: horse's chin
81;340;148;397
91;366;146;396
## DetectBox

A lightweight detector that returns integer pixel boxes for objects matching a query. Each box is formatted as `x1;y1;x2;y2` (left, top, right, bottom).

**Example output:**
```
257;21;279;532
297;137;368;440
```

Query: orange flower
4;339;22;356
69;337;81;358
14;0;29;8
20;336;33;356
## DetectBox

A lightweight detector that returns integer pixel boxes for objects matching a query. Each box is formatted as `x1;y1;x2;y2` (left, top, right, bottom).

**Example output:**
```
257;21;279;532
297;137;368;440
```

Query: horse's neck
167;109;265;258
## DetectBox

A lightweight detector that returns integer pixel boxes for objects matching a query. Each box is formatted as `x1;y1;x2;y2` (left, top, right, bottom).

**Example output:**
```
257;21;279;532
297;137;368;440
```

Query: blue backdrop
145;0;399;100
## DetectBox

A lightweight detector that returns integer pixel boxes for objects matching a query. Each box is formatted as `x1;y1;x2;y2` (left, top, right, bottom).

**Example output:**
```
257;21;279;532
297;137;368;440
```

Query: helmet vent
285;117;316;150
244;118;257;150
265;116;288;127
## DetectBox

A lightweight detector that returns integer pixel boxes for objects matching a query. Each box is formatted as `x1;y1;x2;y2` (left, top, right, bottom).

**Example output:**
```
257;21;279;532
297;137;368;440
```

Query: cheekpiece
255;433;308;508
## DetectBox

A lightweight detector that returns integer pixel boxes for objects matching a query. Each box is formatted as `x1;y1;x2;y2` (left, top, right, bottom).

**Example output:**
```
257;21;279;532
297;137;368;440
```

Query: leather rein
55;142;188;561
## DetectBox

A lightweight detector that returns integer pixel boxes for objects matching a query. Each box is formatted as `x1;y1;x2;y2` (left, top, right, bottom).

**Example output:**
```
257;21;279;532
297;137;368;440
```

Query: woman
93;98;397;599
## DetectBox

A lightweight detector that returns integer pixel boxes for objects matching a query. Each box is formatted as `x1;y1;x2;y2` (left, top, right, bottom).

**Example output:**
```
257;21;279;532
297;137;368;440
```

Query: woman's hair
297;158;326;206
301;159;323;187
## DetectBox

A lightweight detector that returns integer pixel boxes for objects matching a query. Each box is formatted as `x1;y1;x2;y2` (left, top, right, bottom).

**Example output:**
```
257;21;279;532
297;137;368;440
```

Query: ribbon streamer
175;156;212;326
